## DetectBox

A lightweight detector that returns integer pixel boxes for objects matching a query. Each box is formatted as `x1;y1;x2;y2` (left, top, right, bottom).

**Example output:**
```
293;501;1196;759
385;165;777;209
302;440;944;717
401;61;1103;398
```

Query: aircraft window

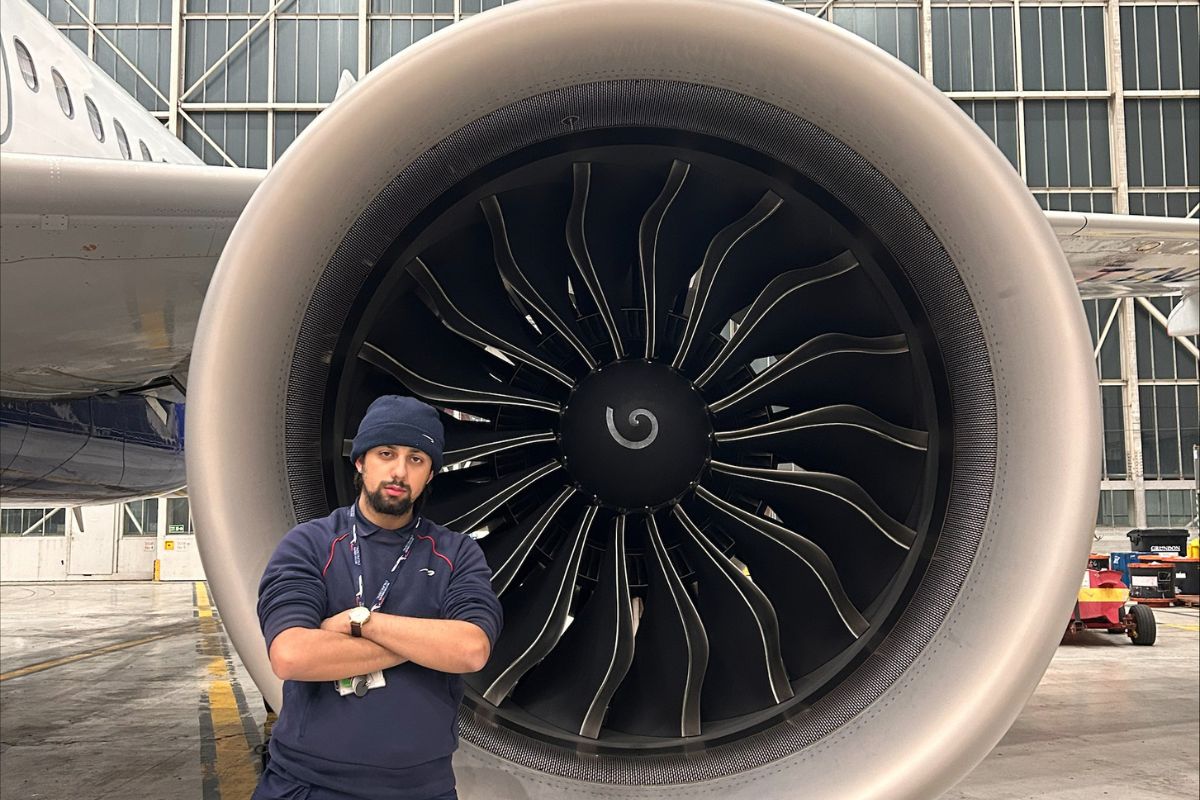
13;38;38;92
113;118;131;160
84;95;104;142
51;69;73;118
139;140;152;161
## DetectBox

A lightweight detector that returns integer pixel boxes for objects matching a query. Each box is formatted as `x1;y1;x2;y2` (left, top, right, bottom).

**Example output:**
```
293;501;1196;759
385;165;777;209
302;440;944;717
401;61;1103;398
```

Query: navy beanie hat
351;396;445;472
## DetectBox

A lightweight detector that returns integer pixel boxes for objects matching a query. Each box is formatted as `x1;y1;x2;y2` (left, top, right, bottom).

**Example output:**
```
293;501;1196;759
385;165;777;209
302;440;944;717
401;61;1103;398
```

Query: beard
364;482;414;518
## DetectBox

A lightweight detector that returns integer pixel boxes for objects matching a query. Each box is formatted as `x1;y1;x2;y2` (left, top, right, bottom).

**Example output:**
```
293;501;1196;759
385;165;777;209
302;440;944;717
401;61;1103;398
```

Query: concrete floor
1;582;1196;800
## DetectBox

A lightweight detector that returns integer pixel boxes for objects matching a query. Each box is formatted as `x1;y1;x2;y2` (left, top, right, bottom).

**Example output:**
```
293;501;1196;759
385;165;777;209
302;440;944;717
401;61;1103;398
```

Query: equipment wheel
1127;604;1157;646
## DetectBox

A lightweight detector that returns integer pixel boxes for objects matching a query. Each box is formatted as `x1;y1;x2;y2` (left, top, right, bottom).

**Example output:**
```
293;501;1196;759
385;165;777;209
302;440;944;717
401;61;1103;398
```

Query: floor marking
0;628;188;682
195;581;261;799
1160;623;1200;631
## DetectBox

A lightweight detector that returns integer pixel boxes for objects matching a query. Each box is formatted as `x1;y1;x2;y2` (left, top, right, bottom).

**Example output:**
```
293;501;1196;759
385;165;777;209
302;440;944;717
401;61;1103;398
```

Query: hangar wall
24;0;1200;536
0;496;204;581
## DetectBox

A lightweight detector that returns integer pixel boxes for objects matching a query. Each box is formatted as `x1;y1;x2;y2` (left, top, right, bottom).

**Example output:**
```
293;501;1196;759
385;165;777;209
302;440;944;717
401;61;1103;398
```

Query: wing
1049;210;1198;336
0;153;264;398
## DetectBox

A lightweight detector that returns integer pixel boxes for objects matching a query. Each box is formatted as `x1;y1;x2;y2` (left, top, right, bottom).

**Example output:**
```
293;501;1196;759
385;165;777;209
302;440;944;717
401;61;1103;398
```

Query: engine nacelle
188;1;1099;797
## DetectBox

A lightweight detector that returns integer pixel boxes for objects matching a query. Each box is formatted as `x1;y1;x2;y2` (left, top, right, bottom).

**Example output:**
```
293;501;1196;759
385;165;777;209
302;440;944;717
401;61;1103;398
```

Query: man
254;395;503;800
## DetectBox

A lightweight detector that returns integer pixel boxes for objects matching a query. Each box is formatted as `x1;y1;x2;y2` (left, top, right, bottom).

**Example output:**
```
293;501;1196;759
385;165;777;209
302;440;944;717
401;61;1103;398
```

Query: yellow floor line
0;631;179;682
195;580;214;618
196;581;259;797
1161;623;1200;631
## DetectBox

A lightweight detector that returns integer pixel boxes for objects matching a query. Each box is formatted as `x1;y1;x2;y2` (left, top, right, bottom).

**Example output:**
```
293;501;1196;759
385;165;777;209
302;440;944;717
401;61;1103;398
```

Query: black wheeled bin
1127;528;1190;558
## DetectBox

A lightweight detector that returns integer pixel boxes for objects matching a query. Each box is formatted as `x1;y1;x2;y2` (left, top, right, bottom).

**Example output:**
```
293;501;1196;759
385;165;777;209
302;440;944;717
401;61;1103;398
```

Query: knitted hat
350;396;445;472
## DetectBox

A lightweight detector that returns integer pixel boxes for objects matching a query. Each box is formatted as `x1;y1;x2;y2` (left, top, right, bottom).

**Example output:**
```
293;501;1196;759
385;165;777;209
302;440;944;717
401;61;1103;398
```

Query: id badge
335;669;386;697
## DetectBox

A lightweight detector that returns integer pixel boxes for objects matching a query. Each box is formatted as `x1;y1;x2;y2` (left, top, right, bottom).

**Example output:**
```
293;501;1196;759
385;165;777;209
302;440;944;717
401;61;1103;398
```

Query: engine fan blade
694;252;865;387
714;404;929;521
693;485;867;677
471;504;599;705
406;257;575;388
708;333;911;422
566;162;625;359
670;505;793;720
672;191;784;370
514;516;636;738
482;486;576;596
639;160;691;359
606;514;708;738
480;195;598;369
422;460;562;533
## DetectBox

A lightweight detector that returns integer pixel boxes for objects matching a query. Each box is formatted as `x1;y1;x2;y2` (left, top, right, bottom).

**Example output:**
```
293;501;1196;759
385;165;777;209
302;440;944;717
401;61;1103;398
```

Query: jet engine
188;1;1100;797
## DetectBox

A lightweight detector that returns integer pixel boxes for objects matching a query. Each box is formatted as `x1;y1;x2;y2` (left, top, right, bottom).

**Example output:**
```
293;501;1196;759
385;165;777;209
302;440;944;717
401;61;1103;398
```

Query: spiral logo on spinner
605;407;659;450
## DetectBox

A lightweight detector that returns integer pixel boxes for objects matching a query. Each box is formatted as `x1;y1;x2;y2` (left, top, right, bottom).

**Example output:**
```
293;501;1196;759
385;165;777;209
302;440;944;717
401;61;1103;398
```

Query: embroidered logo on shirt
419;568;436;576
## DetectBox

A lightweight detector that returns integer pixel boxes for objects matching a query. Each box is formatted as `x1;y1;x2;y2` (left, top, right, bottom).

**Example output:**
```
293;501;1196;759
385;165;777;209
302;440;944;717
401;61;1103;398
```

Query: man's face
357;445;434;518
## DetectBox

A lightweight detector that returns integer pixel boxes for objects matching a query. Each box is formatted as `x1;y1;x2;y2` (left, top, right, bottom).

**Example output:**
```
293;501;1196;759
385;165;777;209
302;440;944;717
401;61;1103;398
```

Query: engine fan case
187;1;1100;798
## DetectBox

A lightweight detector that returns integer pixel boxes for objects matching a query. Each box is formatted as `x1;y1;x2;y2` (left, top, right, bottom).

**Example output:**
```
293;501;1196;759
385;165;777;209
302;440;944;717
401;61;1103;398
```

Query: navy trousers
252;762;457;800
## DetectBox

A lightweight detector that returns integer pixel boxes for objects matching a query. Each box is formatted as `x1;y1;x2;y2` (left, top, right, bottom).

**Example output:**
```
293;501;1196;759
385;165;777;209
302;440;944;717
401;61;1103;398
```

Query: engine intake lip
193;2;1097;795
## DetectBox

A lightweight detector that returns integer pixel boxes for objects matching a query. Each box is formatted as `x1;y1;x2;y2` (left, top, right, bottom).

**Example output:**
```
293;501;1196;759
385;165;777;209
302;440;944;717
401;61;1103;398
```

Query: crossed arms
269;612;491;681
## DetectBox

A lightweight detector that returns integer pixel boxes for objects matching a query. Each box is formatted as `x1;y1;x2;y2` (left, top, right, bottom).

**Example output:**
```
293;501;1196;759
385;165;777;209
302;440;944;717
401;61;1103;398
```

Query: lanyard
348;505;419;612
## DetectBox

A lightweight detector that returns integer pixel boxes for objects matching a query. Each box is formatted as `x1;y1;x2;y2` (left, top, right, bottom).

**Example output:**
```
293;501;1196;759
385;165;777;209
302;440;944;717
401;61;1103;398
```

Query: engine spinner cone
559;359;712;511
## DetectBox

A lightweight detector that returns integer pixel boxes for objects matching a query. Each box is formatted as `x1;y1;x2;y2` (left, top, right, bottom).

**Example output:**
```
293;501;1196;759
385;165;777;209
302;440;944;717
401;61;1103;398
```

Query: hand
320;609;354;636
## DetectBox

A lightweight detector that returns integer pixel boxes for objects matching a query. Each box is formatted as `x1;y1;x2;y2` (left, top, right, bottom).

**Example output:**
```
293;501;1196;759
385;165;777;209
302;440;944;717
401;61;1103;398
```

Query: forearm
269;627;408;681
362;613;490;674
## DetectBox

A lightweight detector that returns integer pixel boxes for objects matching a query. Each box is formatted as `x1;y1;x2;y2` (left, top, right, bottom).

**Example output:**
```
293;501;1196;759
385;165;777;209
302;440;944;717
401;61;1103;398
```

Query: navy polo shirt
256;502;503;799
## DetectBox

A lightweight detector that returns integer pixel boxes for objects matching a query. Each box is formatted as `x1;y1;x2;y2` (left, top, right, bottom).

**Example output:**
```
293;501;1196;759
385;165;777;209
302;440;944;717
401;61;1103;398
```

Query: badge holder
335;669;386;697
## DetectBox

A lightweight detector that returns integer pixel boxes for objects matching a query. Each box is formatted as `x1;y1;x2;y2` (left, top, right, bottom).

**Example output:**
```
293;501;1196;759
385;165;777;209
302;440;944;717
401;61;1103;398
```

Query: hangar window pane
278;0;359;12
460;0;517;14
1136;297;1200;380
182;111;268;167
273;111;319;161
95;27;172;114
84;95;105;141
1145;489;1198;527
1021;6;1107;91
0;509;67;537
113;118;132;159
369;17;453;69
830;6;921;71
51;69;73;118
122;500;159;536
1102;385;1127;480
1128;190;1200;217
167;498;193;534
1031;191;1115;213
28;0;89;25
1024;100;1110;188
183;19;269;104
66;28;88;55
1124;99;1199;190
90;0;166;23
932;7;1015;91
1084;299;1122;380
276;18;357;103
1096;490;1133;527
1122;3;1200;91
1139;385;1160;477
373;0;455;11
1140;385;1200;480
955;100;1019;169
13;38;39;92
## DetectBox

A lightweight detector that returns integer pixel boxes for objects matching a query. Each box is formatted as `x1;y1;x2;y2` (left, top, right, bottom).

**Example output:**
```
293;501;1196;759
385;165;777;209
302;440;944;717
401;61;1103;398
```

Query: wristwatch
348;606;371;637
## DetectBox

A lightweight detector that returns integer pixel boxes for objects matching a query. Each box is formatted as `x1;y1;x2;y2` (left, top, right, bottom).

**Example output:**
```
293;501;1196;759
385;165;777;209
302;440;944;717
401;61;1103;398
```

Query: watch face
350;607;369;624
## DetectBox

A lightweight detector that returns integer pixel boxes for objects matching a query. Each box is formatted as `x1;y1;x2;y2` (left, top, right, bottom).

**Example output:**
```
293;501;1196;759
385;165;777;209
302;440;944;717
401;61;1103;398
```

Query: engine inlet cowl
188;2;1100;798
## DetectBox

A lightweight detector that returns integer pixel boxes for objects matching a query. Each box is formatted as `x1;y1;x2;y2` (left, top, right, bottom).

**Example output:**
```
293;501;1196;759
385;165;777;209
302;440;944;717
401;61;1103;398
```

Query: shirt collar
351;500;421;538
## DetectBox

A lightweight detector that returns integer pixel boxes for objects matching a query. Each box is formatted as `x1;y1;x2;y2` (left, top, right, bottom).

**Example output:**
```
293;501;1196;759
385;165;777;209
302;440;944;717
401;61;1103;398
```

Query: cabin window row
11;36;156;162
